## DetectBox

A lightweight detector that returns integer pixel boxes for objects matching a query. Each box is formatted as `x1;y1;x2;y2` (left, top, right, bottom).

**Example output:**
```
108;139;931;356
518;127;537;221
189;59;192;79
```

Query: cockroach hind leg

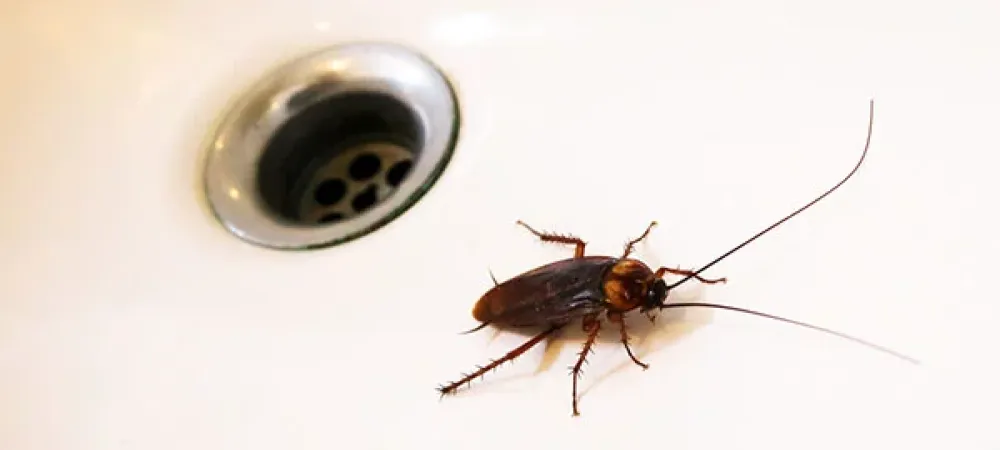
437;326;560;399
435;385;451;400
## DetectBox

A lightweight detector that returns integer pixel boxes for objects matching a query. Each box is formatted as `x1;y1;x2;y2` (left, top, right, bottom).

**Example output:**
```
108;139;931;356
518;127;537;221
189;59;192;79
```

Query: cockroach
437;100;917;416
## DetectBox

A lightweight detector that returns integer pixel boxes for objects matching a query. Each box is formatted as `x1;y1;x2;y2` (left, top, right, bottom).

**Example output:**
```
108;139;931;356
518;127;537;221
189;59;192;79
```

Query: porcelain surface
2;1;996;449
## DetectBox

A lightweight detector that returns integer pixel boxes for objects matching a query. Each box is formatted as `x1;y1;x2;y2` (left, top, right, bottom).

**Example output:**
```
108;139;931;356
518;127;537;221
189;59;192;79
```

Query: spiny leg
655;266;727;284
515;220;587;258
621;221;658;258
608;312;648;370
438;325;561;396
570;314;601;416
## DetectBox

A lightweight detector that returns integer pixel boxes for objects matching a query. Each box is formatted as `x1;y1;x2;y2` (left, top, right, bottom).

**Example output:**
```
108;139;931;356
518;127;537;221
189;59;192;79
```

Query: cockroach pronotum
437;100;917;416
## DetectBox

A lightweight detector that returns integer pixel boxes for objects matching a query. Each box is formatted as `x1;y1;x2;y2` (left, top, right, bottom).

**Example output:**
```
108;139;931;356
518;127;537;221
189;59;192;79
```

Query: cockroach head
640;278;669;313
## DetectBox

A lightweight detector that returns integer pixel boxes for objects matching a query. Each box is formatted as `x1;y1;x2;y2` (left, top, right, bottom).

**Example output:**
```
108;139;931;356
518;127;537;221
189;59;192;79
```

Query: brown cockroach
437;100;917;416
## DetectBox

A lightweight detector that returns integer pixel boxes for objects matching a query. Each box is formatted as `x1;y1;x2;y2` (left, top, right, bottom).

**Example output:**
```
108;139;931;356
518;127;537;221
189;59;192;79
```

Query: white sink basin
3;1;996;449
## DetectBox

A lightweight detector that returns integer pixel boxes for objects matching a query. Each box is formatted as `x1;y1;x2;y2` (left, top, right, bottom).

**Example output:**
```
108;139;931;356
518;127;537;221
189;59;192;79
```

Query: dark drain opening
256;91;423;225
204;42;459;250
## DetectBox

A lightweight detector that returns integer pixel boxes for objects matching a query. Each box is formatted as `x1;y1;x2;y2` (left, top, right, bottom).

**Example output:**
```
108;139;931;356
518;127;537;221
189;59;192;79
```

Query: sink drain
300;140;414;225
202;42;460;249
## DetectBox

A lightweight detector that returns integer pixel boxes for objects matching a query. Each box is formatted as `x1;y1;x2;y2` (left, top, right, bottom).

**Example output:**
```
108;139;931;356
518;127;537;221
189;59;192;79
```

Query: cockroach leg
621;221;658;258
655;266;727;284
515;220;587;258
570;314;601;416
608;312;648;370
488;268;500;286
438;325;562;397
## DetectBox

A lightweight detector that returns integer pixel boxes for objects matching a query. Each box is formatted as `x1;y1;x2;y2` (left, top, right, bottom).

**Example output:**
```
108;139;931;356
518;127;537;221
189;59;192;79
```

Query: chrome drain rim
202;42;460;250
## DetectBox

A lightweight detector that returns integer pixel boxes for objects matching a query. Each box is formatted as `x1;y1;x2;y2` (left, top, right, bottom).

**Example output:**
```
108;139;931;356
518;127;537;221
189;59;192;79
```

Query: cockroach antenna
655;99;919;364
667;100;876;291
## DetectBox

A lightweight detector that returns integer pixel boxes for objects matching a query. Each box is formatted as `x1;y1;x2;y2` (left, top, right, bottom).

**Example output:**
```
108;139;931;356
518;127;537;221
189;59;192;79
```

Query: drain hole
314;179;347;206
351;184;379;213
256;92;423;225
349;153;382;181
386;160;412;187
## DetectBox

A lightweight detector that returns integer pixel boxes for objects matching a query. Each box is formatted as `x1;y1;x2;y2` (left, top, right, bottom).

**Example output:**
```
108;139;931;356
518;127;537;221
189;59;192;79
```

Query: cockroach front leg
570;314;601;416
515;220;587;258
608;312;648;370
621;221;657;258
655;266;727;285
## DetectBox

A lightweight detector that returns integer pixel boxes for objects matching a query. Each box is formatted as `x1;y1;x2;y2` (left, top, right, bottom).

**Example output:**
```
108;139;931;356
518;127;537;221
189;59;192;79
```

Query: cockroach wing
471;256;617;327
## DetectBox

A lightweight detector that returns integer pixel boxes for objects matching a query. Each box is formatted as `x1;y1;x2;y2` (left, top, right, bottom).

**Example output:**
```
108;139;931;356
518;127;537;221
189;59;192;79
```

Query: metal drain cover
299;141;414;224
202;42;460;250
